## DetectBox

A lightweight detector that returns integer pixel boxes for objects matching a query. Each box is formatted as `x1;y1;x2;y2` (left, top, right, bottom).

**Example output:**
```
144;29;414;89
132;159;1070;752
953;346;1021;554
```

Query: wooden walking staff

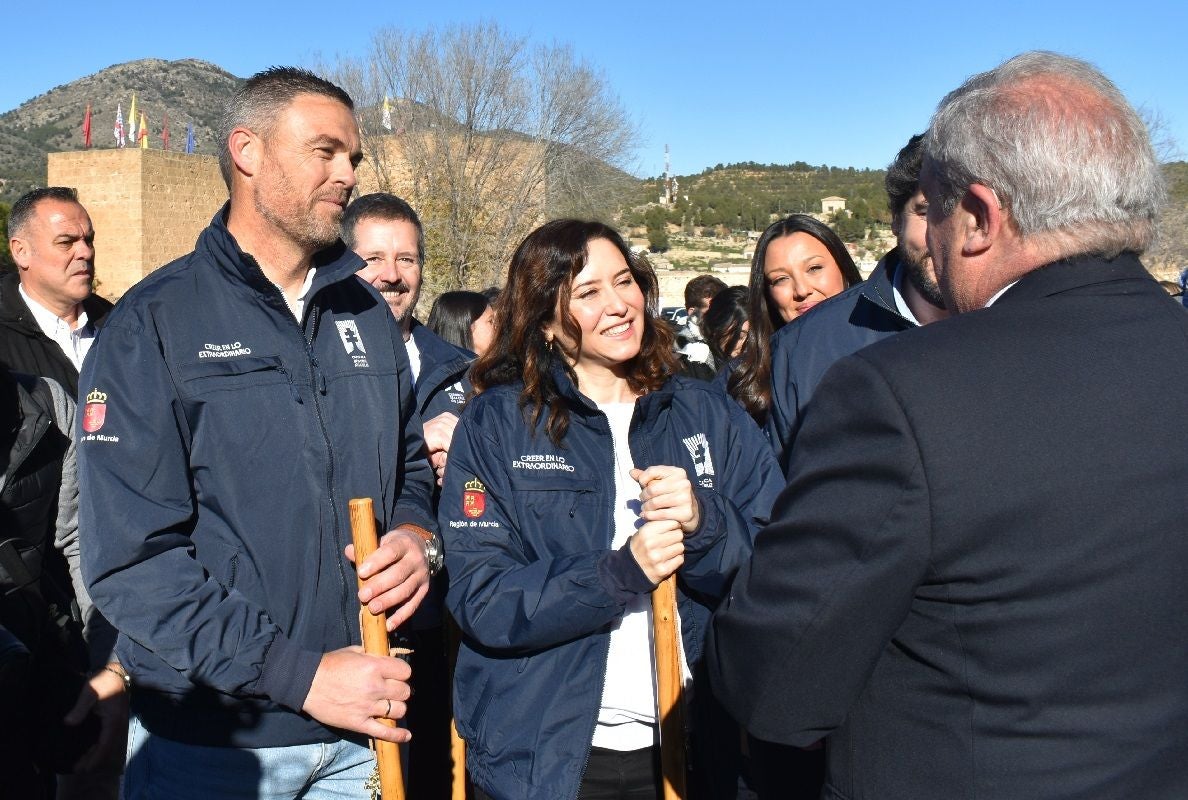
652;573;688;800
348;498;407;800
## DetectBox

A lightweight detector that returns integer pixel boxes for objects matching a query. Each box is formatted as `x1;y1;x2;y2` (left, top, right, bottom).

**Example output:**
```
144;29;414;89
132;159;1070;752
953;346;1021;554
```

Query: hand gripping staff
652;574;688;800
349;498;407;800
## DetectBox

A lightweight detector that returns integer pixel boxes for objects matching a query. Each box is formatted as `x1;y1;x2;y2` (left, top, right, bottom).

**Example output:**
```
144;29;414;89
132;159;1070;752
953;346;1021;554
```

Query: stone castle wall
48;149;226;300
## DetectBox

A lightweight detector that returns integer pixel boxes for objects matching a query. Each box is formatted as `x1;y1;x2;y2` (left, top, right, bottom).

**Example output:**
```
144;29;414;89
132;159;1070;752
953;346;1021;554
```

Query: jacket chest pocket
177;354;293;398
509;477;601;556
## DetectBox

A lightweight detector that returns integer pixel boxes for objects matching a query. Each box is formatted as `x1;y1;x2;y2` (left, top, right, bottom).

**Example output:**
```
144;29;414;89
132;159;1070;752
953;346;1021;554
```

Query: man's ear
227;127;261;180
960;183;1003;256
9;237;29;271
890;211;903;239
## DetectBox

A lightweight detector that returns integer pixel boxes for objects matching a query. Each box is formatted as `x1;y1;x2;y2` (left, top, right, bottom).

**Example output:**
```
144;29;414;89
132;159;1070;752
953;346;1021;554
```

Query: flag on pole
382;95;393;131
138;112;149;149
83;104;92;149
161;113;170;151
185;122;195;154
114;103;125;148
128;93;138;143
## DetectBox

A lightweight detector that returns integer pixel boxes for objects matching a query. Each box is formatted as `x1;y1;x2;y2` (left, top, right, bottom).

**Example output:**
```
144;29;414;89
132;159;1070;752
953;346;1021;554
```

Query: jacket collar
410;319;475;366
409;319;474;403
0;271;112;334
197;203;365;297
993;253;1155;306
547;361;676;425
854;249;915;327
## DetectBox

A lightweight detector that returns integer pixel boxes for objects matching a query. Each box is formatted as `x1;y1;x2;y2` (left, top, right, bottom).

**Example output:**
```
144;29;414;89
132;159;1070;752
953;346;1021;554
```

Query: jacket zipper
303;302;353;646
248;259;354;647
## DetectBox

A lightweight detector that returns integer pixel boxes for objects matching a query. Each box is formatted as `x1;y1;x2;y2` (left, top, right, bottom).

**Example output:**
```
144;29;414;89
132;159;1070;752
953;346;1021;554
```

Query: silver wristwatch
421;532;444;577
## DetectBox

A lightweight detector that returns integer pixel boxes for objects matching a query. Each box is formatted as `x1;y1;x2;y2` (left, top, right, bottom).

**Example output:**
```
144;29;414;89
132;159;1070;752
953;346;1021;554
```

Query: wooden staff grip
652;574;687;800
349;498;406;800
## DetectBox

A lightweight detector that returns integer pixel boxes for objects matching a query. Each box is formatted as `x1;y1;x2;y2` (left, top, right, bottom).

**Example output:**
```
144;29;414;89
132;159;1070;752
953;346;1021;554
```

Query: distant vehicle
661;307;688;326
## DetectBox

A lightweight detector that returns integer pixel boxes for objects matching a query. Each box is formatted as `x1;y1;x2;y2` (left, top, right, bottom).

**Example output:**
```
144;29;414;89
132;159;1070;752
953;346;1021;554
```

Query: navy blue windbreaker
409;319;473;420
78;207;436;748
440;370;784;800
407;319;473;629
766;252;915;472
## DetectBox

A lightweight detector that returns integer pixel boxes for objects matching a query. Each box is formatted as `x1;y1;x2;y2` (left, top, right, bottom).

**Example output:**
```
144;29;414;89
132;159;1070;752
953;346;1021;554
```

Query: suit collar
994;253;1155;305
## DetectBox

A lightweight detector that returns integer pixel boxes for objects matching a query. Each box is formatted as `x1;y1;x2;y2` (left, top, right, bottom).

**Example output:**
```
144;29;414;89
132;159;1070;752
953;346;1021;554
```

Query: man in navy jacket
79;69;440;799
342;192;472;798
766;134;948;474
710;52;1188;799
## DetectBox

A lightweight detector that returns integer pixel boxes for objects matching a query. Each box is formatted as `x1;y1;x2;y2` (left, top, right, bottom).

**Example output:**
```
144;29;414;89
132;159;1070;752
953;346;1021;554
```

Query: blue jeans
124;716;379;799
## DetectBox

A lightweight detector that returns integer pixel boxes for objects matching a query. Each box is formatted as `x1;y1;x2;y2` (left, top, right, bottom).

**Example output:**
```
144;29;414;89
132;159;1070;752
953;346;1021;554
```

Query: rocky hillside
0;58;242;203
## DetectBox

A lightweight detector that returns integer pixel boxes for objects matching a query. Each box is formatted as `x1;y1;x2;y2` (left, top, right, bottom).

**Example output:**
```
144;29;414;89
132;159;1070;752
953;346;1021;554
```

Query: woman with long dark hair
439;219;783;800
426;290;496;356
728;214;861;425
700;285;750;372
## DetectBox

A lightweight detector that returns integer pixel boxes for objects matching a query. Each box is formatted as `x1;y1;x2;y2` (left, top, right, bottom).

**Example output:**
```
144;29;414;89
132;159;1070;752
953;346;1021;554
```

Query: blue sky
8;1;1186;176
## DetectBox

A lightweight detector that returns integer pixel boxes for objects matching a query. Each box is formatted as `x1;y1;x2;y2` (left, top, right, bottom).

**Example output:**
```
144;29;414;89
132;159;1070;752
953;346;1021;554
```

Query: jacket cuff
255;632;323;713
684;491;724;554
597;543;655;605
391;505;438;536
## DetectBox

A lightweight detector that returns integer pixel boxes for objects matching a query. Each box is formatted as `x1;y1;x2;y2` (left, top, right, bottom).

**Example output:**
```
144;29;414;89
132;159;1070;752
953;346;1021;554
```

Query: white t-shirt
592;401;657;750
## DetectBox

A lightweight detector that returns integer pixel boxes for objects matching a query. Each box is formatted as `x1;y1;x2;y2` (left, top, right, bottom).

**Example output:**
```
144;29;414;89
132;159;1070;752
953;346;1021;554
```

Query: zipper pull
277;366;302;404
317;371;327;395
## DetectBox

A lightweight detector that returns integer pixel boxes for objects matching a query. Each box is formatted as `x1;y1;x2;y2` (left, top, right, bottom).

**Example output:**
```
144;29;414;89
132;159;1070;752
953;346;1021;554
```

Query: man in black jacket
1;369;126;798
710;51;1187;799
1;188;112;397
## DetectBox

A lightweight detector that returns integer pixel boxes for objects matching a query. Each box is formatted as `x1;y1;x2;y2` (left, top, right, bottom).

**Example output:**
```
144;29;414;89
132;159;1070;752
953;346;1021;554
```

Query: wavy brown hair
471;219;676;444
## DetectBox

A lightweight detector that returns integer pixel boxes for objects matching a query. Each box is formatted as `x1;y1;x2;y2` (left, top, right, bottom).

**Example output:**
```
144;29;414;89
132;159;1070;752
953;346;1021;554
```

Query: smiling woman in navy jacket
439;220;783;800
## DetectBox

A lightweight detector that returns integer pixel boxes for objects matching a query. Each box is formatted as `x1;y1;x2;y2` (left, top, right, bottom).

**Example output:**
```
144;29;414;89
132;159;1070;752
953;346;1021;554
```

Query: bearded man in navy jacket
79;69;441;799
709;51;1188;800
342;193;472;799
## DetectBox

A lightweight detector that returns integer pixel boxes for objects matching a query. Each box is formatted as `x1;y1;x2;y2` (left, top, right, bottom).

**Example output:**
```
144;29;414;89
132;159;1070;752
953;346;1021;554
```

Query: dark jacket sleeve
78;321;321;711
765;324;805;475
678;395;784;600
441;408;642;654
708;352;931;746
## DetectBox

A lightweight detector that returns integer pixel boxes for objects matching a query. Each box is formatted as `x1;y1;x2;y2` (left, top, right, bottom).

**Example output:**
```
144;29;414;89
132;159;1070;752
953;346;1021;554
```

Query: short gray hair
925;51;1165;258
219;67;355;190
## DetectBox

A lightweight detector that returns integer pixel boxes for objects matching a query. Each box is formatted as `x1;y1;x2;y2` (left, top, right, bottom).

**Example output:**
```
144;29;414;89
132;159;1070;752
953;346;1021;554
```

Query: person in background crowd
427;290;496;357
765;134;948;473
1;369;126;800
440;219;783;800
742;133;950;800
710;51;1188;799
1;187;113;397
699;285;749;374
342;192;471;798
675;274;727;366
79;68;439;799
727;215;862;426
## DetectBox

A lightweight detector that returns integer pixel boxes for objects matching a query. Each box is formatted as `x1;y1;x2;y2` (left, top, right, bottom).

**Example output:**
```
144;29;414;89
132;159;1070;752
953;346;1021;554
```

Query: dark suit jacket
708;254;1188;800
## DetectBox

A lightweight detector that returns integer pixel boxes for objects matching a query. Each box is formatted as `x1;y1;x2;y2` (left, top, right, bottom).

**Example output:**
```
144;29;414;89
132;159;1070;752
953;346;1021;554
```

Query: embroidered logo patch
335;320;370;368
463;478;487;518
82;388;107;433
682;432;715;488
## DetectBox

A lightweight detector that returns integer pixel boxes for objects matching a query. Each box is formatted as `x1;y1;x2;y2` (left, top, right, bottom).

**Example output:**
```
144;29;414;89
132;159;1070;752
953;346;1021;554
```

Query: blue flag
185;123;195;154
